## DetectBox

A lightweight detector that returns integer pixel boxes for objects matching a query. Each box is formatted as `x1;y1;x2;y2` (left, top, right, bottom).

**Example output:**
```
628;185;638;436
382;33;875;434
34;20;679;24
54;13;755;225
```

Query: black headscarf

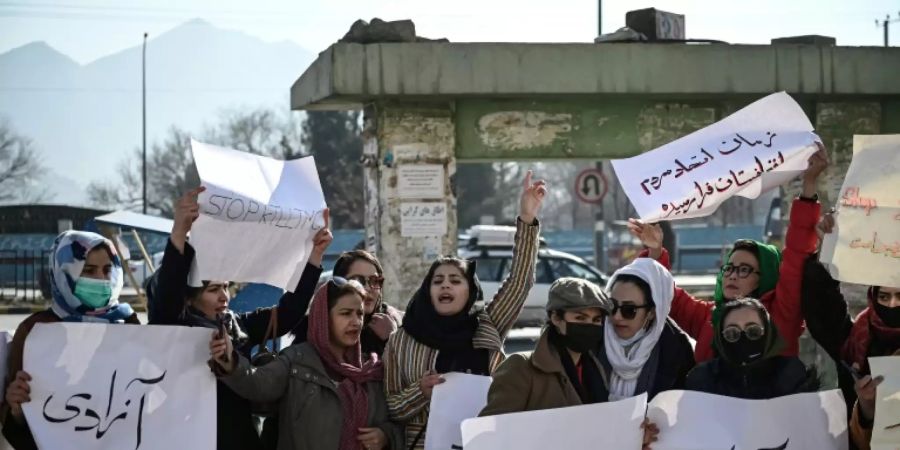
402;258;488;373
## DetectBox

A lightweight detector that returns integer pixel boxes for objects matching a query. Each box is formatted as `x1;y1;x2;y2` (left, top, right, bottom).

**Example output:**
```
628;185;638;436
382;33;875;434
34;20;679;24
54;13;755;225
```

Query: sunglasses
721;323;765;343
346;275;385;289
609;299;653;320
720;263;759;279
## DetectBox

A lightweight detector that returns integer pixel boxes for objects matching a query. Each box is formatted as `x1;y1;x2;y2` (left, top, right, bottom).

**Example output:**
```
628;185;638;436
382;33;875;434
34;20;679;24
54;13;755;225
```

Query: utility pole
142;32;148;215
876;13;900;47
597;0;602;36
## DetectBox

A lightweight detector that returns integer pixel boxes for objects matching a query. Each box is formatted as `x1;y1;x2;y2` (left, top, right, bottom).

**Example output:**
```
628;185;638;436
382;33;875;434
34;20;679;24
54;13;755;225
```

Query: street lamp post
142;32;148;214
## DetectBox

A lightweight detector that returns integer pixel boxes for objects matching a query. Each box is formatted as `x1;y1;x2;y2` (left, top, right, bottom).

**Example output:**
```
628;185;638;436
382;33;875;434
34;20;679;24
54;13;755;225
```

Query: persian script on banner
188;139;327;291
821;135;900;288
611;92;819;221
22;323;216;450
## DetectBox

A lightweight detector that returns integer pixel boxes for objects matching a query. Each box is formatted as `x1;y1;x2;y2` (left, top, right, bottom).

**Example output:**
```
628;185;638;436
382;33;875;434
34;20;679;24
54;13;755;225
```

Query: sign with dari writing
611;92;819;222
821;135;900;288
23;323;216;450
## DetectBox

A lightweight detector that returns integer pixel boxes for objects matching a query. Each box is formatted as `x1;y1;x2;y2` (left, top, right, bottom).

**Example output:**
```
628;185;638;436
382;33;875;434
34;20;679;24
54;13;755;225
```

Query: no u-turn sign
574;168;608;204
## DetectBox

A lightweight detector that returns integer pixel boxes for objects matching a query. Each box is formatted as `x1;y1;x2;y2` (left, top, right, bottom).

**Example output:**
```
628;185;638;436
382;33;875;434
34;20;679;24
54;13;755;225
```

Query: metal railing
0;250;51;302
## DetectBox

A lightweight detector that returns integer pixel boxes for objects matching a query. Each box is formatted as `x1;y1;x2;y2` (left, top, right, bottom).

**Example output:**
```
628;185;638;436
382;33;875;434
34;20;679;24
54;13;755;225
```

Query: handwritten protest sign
462;394;645;450
612;92;819;221
869;357;900;450
424;373;491;450
821;135;900;288
648;390;848;450
23;323;216;450
188;140;327;291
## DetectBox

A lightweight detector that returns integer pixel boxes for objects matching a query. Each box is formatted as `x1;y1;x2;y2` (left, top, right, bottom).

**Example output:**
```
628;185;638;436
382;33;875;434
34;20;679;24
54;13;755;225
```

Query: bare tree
0;119;48;203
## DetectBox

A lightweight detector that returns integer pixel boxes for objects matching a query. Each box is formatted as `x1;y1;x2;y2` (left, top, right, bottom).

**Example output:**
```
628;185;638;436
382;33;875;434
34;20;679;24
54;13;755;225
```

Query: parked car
460;225;610;327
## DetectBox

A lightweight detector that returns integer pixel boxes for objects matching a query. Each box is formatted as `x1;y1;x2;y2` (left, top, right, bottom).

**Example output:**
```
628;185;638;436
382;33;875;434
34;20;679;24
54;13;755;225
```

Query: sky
0;0;897;64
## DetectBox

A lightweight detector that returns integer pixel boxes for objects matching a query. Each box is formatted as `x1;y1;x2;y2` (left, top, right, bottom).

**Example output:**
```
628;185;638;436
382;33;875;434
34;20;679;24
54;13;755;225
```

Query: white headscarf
603;258;674;401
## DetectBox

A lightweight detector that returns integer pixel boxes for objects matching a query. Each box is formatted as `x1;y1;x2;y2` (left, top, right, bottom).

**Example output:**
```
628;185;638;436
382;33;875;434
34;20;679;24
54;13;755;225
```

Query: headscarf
604;258;674;401
712;240;782;329
841;286;900;373
49;230;134;323
401;258;484;351
712;297;784;369
307;280;383;450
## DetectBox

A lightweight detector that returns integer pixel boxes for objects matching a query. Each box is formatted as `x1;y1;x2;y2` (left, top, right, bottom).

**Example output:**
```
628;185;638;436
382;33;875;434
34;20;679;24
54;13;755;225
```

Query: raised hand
308;209;333;267
802;142;829;198
519;170;548;225
172;186;206;253
628;218;664;259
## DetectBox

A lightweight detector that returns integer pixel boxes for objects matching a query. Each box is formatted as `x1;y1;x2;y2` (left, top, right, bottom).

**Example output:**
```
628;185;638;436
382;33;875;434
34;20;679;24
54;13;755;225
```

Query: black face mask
723;335;767;366
559;322;603;353
874;302;900;328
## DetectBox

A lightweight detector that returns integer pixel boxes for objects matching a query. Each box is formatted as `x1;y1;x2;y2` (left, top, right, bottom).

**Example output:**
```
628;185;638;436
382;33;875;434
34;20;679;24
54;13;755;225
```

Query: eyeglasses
721;323;765;343
347;275;385;289
720;264;759;279
609;299;653;320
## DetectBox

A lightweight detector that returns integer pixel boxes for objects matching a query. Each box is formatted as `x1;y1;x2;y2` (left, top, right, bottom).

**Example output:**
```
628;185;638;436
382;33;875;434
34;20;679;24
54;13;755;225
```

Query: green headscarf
711;239;782;329
712;297;785;368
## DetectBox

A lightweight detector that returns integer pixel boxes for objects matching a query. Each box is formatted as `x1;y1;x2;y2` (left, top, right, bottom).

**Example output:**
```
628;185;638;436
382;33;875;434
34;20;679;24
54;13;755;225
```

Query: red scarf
307;284;383;450
841;287;900;373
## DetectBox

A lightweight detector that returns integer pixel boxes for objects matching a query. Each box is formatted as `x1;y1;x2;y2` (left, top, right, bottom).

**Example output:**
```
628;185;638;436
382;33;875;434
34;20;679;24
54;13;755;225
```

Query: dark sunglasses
720;263;759;279
721;323;765;343
609;299;653;320
346;274;385;289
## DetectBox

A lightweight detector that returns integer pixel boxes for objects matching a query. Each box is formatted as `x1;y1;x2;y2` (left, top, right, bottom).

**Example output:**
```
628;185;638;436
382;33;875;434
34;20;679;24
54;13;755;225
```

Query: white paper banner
870;356;900;450
821;135;900;288
0;331;11;407
462;394;646;450
189;139;327;291
611;92;818;221
424;373;491;450
648;390;848;450
23;323;216;450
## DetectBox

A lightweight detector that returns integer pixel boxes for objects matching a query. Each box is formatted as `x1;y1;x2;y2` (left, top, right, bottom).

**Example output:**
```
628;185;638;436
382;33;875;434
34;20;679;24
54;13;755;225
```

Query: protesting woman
685;297;818;399
384;170;545;449
210;277;403;450
2;231;140;449
599;258;695;402
628;144;829;362
148;186;332;450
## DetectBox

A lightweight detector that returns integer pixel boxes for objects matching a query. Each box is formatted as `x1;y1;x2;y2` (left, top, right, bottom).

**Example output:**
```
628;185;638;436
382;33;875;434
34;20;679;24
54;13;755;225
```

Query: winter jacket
685;355;818;400
479;328;609;416
597;318;695;400
384;219;539;449
219;342;404;450
0;310;141;449
641;198;821;362
148;238;321;450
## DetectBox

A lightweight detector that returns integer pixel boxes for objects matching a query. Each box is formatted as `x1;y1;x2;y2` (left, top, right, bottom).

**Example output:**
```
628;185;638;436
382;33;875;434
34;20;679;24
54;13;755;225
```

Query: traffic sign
574;168;608;204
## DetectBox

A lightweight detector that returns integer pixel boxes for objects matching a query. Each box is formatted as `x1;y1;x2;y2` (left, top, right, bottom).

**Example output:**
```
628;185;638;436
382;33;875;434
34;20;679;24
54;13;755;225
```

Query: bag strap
260;307;278;353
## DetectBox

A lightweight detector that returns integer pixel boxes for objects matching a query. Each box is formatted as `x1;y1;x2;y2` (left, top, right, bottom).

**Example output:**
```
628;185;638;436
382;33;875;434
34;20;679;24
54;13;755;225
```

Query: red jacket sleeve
638;247;672;270
769;198;821;356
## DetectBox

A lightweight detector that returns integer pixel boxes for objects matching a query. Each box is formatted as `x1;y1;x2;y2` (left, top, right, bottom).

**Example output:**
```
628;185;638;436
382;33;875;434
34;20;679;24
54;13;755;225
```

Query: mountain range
0;19;316;206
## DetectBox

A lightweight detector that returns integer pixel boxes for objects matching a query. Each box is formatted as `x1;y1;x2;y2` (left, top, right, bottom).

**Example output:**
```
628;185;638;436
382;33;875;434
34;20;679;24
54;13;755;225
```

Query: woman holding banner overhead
685;297;818;399
147;186;333;450
628;143;830;362
209;277;403;450
801;215;900;450
383;170;545;450
2;230;141;449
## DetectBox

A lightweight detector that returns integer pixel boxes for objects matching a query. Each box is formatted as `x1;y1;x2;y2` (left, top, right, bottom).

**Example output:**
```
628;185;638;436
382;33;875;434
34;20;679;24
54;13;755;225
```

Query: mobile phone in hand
216;314;227;339
840;361;863;381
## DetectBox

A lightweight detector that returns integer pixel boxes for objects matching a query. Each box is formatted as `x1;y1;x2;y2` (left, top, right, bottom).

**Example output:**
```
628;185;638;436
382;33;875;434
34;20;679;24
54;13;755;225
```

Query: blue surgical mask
73;277;113;309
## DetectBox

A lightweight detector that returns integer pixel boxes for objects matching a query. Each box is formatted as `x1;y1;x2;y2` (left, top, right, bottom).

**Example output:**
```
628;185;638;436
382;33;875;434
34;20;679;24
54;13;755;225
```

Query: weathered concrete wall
363;102;458;307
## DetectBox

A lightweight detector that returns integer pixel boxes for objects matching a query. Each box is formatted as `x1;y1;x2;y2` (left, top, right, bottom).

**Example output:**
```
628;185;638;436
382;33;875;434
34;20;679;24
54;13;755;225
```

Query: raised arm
383;333;431;422
485;170;545;339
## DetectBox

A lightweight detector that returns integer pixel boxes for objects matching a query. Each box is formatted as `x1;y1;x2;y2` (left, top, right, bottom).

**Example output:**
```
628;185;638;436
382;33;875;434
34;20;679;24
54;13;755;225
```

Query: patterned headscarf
49;230;134;323
841;287;900;374
307;279;383;450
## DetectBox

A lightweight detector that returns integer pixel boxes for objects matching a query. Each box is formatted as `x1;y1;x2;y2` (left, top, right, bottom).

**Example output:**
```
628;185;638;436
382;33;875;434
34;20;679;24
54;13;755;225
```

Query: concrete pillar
362;102;458;307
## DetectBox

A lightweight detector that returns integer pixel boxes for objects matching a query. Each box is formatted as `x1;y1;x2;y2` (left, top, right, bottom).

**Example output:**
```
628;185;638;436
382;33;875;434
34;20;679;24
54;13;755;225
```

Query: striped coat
384;219;540;449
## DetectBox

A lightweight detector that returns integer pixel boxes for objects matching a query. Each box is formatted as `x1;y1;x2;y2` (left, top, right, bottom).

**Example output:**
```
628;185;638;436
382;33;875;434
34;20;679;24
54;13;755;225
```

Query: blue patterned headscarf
49;231;134;323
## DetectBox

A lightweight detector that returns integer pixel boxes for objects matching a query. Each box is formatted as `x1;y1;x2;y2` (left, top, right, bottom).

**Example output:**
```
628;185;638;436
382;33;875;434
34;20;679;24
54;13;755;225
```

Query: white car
460;225;610;327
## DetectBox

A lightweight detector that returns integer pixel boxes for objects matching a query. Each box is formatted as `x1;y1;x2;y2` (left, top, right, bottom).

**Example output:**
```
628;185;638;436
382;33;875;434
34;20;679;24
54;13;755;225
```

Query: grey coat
220;341;404;450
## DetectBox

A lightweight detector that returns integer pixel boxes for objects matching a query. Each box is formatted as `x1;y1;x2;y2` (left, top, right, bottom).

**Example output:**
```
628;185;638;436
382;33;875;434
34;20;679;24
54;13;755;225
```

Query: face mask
560;322;603;353
73;277;113;309
873;301;900;328
722;335;767;366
